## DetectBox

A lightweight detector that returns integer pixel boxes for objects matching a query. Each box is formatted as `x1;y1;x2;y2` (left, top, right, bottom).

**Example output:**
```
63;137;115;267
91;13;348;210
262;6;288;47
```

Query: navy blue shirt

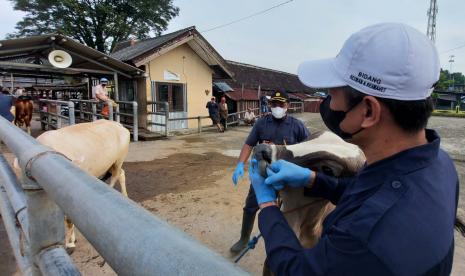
0;94;14;121
245;114;310;146
206;101;219;117
259;130;458;275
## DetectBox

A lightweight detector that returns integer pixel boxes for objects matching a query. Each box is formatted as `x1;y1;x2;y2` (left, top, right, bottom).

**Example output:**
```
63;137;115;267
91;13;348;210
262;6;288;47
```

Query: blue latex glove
232;162;244;186
265;159;313;189
249;159;276;205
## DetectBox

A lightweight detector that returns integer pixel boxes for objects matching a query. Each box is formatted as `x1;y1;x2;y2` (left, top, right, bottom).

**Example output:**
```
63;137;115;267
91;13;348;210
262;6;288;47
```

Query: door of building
151;82;187;131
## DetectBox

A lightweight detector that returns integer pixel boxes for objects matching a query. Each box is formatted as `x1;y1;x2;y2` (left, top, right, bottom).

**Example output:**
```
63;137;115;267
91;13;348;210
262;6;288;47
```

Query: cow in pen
15;119;130;252
14;97;33;135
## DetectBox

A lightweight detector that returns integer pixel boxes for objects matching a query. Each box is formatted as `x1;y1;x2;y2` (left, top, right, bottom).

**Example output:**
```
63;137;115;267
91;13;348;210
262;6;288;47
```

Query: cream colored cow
253;131;366;247
33;120;130;251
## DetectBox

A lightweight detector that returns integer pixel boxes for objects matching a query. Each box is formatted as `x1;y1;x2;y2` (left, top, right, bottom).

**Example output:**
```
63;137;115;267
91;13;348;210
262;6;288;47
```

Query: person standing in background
206;96;223;132
219;96;228;131
0;87;15;122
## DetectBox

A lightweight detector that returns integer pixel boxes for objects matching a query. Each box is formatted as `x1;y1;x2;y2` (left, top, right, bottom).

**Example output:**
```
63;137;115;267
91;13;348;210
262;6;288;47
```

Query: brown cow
14;97;33;135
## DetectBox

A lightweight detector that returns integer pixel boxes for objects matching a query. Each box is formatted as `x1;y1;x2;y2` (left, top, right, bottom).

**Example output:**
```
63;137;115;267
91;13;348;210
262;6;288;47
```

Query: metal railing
288;102;305;113
70;99;113;122
114;100;138;142
145;102;304;137
39;99;76;130
226;108;261;126
147;101;169;137
0;117;247;275
70;99;138;142
168;115;211;134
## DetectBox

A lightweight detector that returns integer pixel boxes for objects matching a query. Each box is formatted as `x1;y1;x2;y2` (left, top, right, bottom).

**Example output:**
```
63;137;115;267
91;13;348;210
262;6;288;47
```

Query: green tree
7;0;179;53
437;69;465;91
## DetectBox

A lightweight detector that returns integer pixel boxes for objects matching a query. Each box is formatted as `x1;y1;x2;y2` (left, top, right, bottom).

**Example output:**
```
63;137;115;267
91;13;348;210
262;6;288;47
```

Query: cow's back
37;120;130;177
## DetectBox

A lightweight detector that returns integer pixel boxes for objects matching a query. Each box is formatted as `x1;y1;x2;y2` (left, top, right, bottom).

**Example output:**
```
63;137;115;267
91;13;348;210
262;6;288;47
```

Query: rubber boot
230;211;256;254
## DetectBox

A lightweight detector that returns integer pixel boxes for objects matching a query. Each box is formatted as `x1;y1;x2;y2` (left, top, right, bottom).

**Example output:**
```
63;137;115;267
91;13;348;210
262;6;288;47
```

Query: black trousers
243;184;259;215
220;117;227;130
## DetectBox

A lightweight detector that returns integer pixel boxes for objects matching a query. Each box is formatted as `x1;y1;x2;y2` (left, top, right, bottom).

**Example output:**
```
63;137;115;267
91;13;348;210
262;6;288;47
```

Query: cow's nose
258;159;268;178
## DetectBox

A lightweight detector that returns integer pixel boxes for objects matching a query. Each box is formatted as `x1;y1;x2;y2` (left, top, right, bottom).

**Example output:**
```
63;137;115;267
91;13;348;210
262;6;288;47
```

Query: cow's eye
321;166;335;176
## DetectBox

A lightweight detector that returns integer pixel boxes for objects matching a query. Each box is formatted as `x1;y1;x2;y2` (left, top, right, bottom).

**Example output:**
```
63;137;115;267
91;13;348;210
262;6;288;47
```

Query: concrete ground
0;113;464;275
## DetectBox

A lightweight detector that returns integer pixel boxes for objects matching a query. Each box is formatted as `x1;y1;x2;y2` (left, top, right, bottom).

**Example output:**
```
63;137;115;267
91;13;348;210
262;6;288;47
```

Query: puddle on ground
222;149;241;158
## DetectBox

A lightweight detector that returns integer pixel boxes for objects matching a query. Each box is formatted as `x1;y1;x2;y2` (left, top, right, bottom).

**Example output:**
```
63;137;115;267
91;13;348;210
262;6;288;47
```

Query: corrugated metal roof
213;82;234;92
0;34;144;77
110;26;233;79
111;27;194;62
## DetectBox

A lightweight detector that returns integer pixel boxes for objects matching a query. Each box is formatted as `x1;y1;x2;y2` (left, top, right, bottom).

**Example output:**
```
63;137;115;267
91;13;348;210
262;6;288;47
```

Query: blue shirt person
260;95;269;113
0;91;15;122
230;90;309;254
206;96;223;132
250;23;459;275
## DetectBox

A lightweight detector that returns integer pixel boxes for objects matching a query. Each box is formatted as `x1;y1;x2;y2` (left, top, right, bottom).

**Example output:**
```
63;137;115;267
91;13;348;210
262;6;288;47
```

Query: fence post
20;171;66;275
40;101;46;130
198;116;201;133
92;102;97;121
68;101;75;125
47;104;52;130
132;101;138;142
107;101;114;121
164;102;169;137
116;103;121;123
56;105;62;129
79;100;84;121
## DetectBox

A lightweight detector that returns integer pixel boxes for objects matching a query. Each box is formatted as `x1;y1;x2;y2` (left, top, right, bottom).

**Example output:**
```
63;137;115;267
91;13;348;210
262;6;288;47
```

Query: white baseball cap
298;23;440;100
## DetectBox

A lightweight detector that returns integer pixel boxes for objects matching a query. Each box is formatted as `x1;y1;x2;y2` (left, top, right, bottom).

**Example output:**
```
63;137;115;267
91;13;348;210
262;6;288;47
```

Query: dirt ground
1;113;464;275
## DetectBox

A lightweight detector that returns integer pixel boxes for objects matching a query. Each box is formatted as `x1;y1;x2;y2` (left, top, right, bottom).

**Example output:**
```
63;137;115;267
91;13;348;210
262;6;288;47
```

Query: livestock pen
0;116;247;275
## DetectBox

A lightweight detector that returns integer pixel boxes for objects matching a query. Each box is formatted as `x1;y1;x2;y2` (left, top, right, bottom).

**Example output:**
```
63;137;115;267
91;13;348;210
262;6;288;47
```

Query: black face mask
319;95;364;140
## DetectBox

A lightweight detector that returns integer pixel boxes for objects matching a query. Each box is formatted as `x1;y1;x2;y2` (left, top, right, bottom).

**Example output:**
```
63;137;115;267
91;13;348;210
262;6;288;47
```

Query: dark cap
270;90;289;102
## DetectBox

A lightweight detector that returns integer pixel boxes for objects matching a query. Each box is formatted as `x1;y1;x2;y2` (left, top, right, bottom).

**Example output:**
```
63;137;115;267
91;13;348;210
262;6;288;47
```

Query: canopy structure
0;34;145;101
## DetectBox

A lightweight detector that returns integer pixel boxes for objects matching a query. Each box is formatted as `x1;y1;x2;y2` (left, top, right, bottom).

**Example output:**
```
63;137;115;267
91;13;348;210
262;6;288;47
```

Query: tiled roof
223;60;315;93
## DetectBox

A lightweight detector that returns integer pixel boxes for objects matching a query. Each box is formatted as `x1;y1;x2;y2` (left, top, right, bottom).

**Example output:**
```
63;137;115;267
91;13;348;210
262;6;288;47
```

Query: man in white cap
92;77;110;102
249;23;459;275
92;77;116;117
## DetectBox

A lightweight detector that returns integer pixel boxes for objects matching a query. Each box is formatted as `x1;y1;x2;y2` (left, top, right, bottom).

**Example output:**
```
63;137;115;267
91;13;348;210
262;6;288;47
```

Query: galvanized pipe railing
0;183;35;275
71;99;138;141
0;153;81;276
39;99;75;130
0;117;247;275
114;100;138;142
0;155;29;239
227;108;260;126
147;101;169;136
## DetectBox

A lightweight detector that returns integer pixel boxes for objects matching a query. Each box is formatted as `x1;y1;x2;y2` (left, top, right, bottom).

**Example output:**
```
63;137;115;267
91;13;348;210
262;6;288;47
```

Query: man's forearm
237;144;253;164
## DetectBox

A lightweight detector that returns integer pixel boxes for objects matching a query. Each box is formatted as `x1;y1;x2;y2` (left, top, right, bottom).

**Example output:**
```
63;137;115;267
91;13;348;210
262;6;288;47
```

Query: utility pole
449;55;455;91
426;0;438;43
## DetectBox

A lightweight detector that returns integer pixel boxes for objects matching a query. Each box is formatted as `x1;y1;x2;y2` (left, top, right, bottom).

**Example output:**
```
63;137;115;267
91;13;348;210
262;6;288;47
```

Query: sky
1;0;464;75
